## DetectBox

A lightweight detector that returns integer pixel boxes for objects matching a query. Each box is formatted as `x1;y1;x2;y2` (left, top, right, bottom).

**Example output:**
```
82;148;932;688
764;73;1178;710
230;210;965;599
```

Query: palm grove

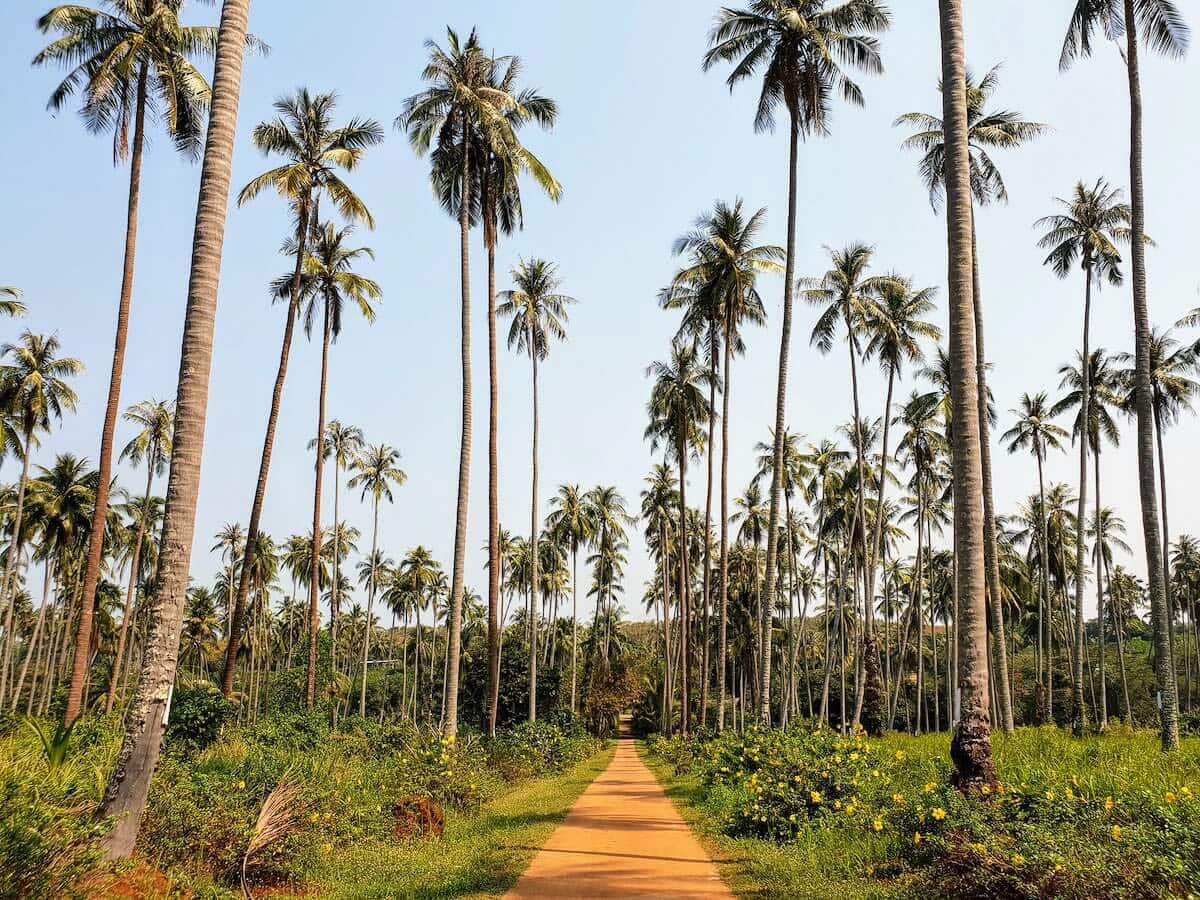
0;0;1195;861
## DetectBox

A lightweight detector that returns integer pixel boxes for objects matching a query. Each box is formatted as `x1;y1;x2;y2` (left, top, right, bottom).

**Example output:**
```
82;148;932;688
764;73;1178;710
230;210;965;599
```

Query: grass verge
641;742;897;900
305;743;615;899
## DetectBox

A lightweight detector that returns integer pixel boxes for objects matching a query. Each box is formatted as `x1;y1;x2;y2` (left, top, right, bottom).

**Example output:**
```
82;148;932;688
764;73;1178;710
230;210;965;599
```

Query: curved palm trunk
1069;263;1093;733
938;0;997;790
528;352;540;723
717;332;733;730
106;455;156;711
486;226;501;736
759;114;801;726
220;205;308;696
98;0;251;857
970;218;1014;733
63;65;149;727
0;432;33;706
306;300;332;708
1122;0;1178;750
360;497;380;717
443;131;472;739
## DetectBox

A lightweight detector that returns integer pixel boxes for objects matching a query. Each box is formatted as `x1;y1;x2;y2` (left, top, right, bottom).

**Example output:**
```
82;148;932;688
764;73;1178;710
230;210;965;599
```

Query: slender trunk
1153;404;1178;687
570;548;578;712
1069;262;1094;733
939;0;996;789
306;300;332;708
528;353;540;722
1036;448;1052;717
971;217;1013;733
221;206;308;695
443;124;472;738
717;332;733;730
98;0;250;856
63;65;149;725
0;434;33;706
677;427;691;735
759;115;800;725
660;521;673;735
1094;450;1107;728
701;324;717;728
107;457;156;710
12;563;52;711
360;498;380;717
486;229;501;737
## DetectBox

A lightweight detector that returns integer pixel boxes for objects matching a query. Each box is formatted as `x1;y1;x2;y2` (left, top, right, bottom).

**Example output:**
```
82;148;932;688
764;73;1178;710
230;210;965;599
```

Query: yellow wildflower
810;790;822;804
1111;825;1122;842
894;750;906;761
980;784;991;796
1044;790;1055;802
924;782;937;794
914;831;923;846
1012;854;1025;866
1104;796;1114;812
236;780;245;790
931;807;946;821
1165;791;1176;803
873;818;884;832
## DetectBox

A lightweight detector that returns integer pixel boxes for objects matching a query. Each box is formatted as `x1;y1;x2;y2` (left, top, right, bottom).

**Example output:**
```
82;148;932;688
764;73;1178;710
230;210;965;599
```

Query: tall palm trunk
527;352;540;722
220;203;309;695
0;432;33;706
1036;447;1053;718
1069;262;1094;733
717;331;733;730
759;114;800;725
1152;402;1178;684
677;423;691;735
306;299;332;708
971;217;1014;733
106;453;156;711
360;497;380;717
701;324;718;728
1122;0;1178;750
939;0;997;790
98;0;252;857
443;125;472;739
1094;452;1107;728
11;561;53;710
485;221;501;736
660;520;673;735
64;64;149;726
570;546;578;712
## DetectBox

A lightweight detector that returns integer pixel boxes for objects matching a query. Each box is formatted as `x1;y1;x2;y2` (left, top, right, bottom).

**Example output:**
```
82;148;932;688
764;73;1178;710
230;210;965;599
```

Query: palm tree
1001;392;1068;710
804;243;896;733
704;0;891;726
0;287;26;320
311;420;365;657
645;341;713;734
291;225;380;707
1060;0;1189;751
104;399;172;712
395;546;441;722
662;198;780;729
98;0;255;856
641;465;679;731
936;0;996;790
399;27;531;738
896;66;1046;733
498;258;575;721
0;333;81;706
473;60;560;739
32;0;239;727
348;443;405;716
221;90;381;697
546;484;594;714
1035;179;1132;732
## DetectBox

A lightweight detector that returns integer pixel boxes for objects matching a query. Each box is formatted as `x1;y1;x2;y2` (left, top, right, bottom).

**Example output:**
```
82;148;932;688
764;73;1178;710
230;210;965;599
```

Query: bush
164;681;233;756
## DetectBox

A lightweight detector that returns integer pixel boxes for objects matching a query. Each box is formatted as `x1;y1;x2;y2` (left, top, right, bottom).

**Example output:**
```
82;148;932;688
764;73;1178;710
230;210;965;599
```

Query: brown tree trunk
486;223;501;735
938;0;997;791
0;433;33;706
106;454;155;711
1070;262;1093;733
306;299;332;708
677;424;691;736
528;352;540;723
717;332;733;730
98;0;252;857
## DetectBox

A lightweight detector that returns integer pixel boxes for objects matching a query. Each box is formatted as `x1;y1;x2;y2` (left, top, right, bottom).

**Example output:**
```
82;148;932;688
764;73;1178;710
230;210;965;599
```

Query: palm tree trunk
98;0;251;857
486;230;501;736
360;498;380;717
1036;447;1052;718
939;0;997;790
660;522;673;735
677;427;691;735
1069;263;1094;733
0;432;34;707
701;325;718;728
527;352;540;723
758;115;800;726
1122;0;1178;751
306;300;332;708
970;216;1014;733
1152;403;1178;688
220;207;308;696
1094;450;1108;728
717;331;733;730
443;125;472;739
63;64;149;726
107;455;156;710
11;562;52;711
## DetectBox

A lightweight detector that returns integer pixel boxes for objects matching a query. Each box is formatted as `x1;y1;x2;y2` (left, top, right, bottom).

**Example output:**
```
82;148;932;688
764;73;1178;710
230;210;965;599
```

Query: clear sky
2;2;1197;624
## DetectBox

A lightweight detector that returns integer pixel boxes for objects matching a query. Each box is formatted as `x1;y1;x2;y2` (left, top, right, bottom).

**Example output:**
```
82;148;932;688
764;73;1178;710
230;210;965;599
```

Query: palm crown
497;259;575;361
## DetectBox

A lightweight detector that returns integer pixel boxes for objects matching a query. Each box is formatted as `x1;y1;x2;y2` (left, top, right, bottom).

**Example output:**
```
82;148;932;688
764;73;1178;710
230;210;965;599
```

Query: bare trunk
306;300;332;707
107;455;155;711
1070;263;1093;733
677;425;691;735
0;434;33;706
486;229;501;736
717;333;733;730
528;352;540;722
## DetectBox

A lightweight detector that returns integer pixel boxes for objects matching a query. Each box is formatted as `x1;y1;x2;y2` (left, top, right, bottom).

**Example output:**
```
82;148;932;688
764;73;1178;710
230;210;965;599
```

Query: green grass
641;745;894;899
305;744;615;899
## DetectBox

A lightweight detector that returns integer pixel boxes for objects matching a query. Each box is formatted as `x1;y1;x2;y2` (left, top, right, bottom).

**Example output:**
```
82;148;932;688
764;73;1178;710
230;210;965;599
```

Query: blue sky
1;2;1197;623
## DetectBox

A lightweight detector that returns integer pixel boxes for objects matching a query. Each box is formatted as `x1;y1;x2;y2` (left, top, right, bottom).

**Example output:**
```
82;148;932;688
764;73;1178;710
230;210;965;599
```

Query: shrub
164;681;233;756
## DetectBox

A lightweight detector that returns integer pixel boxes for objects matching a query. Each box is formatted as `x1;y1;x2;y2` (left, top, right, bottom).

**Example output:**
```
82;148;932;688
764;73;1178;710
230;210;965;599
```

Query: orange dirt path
504;730;733;899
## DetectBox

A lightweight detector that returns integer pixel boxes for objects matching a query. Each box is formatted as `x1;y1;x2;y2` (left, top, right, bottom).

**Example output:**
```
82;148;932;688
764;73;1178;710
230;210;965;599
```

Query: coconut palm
348;443;405;716
498;258;575;721
1036;179;1133;732
662;198;780;729
546;484;595;713
395;546;441;722
311;420;365;652
704;0;891;724
0;332;81;706
641;465;679;731
222;90;381;697
102;399;172;712
99;0;255;855
1060;0;1189;750
935;0;996;789
289;225;380;707
0;287;26;320
645;341;713;734
399;27;532;738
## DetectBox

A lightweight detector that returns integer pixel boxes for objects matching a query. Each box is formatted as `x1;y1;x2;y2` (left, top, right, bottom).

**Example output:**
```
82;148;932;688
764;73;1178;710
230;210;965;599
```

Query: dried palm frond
241;767;303;899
